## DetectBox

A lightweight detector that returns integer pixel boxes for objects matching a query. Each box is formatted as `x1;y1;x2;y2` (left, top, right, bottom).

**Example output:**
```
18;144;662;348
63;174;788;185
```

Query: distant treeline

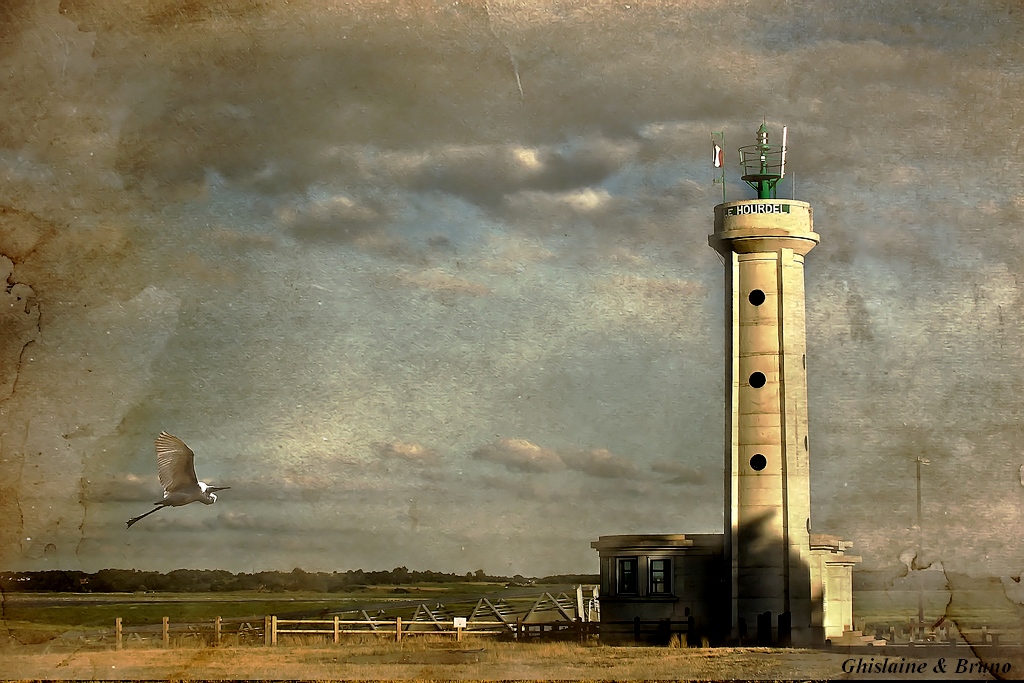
853;569;1000;592
0;568;599;593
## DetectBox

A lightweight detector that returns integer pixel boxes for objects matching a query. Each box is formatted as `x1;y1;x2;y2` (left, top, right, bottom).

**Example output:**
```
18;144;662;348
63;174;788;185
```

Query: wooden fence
107;615;701;649
111;616;262;649
266;616;508;645
109;615;516;649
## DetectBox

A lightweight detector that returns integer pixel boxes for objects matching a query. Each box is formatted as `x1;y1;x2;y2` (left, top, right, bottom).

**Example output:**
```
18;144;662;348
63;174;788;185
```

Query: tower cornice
709;199;819;256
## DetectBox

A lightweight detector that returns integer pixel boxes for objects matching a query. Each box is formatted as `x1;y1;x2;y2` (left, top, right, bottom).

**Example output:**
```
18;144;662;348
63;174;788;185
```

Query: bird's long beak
207;486;231;493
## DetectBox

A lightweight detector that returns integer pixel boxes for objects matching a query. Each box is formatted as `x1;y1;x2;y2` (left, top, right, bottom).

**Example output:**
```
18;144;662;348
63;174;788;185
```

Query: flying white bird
126;431;230;529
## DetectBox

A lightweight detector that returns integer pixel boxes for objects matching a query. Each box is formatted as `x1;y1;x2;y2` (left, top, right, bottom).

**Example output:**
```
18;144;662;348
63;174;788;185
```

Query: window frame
616;556;639;595
648;557;672;595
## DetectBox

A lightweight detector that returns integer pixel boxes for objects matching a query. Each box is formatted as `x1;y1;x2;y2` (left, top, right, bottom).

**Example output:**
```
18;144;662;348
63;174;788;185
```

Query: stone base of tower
593;531;860;647
591;534;730;645
810;534;862;642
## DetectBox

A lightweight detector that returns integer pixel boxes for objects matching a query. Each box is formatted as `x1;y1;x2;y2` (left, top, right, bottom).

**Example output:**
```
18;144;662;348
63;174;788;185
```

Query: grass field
1;639;1011;681
0;582;569;644
6;584;1021;637
2;585;1021;679
855;589;1022;632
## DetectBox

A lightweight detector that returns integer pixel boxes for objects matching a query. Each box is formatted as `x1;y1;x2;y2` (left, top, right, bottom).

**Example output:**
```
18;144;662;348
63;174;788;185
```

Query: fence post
457;623;463;643
271;616;278;646
334;616;339;644
396;616;402;642
264;616;271;646
162;616;169;647
214;616;221;646
516;616;522;641
115;617;122;651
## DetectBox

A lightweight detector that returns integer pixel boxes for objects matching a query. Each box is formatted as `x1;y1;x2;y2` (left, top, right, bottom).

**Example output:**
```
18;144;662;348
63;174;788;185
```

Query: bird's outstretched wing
155;431;199;494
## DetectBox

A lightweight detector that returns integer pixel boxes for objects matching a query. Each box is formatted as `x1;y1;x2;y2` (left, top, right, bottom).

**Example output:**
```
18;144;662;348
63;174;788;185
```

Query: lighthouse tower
708;123;822;645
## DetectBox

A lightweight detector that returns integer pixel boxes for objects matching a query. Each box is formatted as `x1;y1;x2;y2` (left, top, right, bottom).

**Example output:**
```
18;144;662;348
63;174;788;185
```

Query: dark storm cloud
747;1;1018;53
408;139;638;209
278;192;394;243
89;6;532;195
65;0;769;203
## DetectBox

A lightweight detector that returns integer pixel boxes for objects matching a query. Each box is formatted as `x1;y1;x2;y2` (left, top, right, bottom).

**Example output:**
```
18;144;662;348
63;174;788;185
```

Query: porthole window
749;372;766;388
748;289;766;306
750;454;767;471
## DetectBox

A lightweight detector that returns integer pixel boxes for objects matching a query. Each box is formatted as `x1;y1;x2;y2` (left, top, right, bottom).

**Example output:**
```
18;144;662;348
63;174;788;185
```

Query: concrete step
832;630;887;647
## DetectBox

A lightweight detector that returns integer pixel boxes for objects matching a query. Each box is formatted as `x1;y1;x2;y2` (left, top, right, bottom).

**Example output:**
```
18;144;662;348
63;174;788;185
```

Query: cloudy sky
0;0;1022;580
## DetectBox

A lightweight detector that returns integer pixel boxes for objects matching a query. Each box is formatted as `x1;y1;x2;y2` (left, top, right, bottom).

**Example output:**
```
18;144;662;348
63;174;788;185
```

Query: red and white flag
713;144;724;168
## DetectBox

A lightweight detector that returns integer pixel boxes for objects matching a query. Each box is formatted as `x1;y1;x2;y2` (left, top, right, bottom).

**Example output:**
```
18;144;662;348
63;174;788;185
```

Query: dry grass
0;638;864;680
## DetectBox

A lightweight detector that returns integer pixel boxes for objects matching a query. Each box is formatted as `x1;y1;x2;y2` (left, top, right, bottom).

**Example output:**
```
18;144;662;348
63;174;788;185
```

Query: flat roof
591;533;723;551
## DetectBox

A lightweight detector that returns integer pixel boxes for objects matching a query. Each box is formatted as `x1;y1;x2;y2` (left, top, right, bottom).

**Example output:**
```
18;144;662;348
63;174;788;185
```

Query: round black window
749;372;766;388
748;289;766;306
750;454;767;471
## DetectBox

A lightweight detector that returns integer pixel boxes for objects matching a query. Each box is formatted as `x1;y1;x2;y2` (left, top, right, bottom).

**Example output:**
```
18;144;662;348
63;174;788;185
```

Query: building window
617;557;638;594
649;558;671;594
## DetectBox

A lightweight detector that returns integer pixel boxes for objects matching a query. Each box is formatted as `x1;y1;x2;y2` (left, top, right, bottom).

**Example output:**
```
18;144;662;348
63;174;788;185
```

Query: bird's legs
126;503;167;529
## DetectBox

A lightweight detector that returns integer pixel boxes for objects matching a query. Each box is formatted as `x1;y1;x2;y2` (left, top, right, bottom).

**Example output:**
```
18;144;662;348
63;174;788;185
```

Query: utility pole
915;456;930;629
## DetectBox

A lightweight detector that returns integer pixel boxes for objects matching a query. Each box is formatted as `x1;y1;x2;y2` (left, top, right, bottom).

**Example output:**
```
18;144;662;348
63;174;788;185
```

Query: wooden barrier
108;615;562;650
265;617;506;645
